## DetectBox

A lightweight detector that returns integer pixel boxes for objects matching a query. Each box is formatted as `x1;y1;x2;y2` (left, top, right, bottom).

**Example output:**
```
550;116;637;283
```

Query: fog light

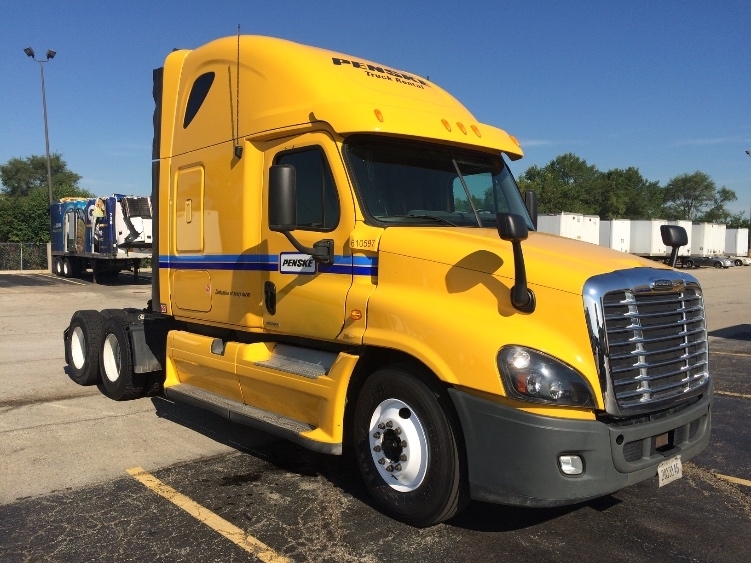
559;455;583;475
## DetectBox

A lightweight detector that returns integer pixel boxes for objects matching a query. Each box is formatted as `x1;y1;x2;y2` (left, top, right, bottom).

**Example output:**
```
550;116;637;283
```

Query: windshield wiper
400;214;459;226
452;159;483;227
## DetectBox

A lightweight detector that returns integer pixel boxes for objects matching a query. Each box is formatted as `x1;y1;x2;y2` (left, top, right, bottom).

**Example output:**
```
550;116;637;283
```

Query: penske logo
332;58;429;89
280;253;316;274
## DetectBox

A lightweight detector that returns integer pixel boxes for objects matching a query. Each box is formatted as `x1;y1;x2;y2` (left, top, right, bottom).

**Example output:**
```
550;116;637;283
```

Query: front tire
65;310;104;385
734;259;742;266
684;259;694;268
353;367;468;527
98;311;144;401
714;261;722;269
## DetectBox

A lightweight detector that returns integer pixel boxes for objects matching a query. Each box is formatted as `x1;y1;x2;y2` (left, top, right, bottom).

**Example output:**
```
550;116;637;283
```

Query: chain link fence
0;243;49;271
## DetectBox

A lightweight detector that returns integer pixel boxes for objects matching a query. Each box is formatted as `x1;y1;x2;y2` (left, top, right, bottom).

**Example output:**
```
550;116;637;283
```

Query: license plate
658;455;682;487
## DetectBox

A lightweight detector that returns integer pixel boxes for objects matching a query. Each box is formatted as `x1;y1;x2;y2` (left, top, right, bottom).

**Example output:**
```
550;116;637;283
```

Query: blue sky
2;1;750;217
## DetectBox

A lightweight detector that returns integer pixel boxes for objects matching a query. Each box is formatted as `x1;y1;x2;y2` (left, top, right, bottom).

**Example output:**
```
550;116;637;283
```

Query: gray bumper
448;388;711;507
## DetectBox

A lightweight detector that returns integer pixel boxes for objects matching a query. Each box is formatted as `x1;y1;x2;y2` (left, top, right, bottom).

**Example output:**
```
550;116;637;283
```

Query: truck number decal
350;238;376;250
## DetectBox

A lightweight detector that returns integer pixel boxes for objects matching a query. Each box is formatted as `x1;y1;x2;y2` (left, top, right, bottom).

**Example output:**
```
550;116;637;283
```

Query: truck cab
66;35;711;527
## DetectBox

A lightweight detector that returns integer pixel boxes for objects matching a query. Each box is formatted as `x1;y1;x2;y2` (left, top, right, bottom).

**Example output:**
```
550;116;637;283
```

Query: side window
183;72;215;129
276;148;340;231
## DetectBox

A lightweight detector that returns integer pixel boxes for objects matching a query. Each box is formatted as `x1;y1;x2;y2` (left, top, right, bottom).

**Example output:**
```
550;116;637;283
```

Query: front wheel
353;367;468;527
714;261;722;269
683;259;694;268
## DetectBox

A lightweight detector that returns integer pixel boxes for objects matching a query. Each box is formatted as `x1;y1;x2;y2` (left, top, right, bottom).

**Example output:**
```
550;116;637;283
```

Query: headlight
497;346;596;407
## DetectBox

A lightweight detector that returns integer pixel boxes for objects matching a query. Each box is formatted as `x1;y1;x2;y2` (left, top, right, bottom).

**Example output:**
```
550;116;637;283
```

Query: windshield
344;136;533;229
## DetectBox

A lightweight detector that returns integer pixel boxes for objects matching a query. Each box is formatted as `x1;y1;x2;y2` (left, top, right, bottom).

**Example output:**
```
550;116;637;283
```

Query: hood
378;227;667;296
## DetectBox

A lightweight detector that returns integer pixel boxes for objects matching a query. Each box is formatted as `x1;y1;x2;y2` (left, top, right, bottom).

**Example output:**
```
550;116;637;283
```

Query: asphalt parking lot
0;267;749;562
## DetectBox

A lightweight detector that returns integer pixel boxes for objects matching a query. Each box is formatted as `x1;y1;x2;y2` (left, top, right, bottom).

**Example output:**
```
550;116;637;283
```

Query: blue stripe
159;254;377;276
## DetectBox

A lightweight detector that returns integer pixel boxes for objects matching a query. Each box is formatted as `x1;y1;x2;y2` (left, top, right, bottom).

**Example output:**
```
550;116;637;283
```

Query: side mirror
267;164;334;265
268;164;297;231
524;190;537;230
497;213;535;313
660;225;688;268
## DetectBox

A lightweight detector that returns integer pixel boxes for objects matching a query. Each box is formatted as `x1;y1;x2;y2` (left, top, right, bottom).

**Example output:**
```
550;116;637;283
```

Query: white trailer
630;219;668;257
599;220;631;253
537;212;583;240
667;220;693;256
582;215;600;244
692;223;725;257
725;228;749;256
725;228;749;258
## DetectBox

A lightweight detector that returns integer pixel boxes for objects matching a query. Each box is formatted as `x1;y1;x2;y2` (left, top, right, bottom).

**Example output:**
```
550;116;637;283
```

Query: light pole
23;47;56;204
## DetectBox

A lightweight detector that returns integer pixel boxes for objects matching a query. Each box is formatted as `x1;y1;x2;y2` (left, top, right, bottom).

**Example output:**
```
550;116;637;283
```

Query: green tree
517;153;602;214
662;171;717;220
0;153;82;197
0;154;92;242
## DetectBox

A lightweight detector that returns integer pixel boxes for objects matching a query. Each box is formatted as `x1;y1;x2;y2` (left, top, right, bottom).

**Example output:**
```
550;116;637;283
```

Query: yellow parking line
714;473;751;488
127;467;290;563
710;351;751;358
36;273;86;285
715;391;751;400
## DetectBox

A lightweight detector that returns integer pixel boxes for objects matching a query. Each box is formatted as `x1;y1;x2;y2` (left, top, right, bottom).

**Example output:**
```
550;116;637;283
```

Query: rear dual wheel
65;310;104;385
98;311;145;401
353;367;468;527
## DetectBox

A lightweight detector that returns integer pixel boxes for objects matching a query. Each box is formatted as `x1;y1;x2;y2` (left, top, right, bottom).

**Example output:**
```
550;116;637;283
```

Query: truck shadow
708;324;751;341
150;394;614;532
74;271;153;286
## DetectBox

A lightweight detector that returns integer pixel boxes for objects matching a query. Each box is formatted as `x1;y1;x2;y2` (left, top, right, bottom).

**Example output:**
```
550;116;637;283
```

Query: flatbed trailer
50;195;152;281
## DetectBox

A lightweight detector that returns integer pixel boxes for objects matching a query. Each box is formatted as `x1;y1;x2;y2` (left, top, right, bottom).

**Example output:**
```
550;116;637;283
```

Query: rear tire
65;310;103;385
54;257;63;276
63;257;73;278
353;367;468;527
98;311;145;401
734;259;742;266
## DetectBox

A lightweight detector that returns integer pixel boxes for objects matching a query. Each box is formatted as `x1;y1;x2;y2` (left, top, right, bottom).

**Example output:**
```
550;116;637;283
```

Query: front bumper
449;388;711;507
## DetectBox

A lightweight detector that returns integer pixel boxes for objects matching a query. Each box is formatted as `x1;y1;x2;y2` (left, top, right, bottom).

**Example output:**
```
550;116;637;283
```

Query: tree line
0;152;748;243
517;153;749;227
0;154;92;243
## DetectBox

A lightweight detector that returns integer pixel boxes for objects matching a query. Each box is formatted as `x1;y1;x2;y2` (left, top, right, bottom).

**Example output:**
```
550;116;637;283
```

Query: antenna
234;24;243;159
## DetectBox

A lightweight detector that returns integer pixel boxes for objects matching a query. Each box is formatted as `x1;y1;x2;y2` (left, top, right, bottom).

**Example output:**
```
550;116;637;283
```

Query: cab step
253;344;336;379
164;383;341;454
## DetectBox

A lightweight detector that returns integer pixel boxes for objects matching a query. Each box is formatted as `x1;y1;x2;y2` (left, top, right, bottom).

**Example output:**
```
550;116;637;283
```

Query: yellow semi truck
64;35;711;526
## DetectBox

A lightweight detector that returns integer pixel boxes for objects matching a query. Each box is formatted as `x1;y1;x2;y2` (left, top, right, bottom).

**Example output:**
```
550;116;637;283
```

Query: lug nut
395;427;402;435
378;458;386;465
378;423;386;430
394;464;402;472
386;421;393;428
400;440;407;448
373;445;381;452
373;432;381;439
386;465;394;472
400;454;407;462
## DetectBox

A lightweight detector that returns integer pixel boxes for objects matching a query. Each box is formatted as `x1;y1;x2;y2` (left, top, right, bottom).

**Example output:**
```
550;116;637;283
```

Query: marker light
470;125;481;137
374;109;384;123
441;119;452;132
498;346;596;407
456;122;467;135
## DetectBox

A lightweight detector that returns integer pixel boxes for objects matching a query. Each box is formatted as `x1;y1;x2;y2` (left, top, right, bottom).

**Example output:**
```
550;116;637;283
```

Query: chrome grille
583;269;709;416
